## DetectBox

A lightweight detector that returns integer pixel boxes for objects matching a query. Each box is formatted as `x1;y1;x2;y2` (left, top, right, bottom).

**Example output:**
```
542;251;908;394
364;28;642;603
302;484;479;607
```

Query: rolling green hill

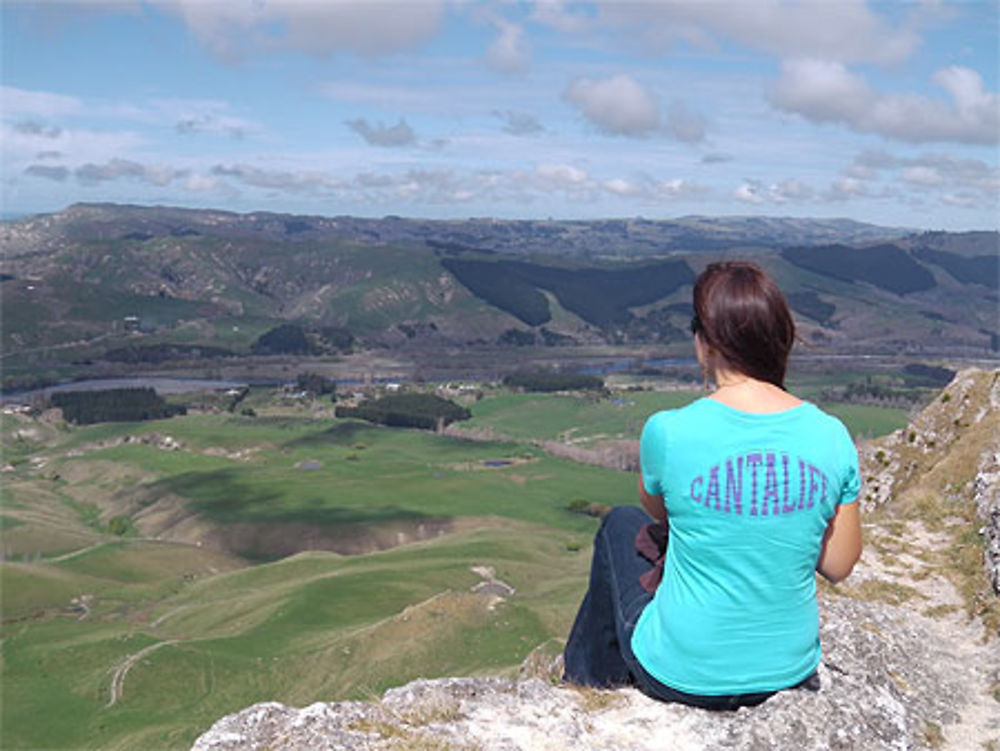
1;205;995;390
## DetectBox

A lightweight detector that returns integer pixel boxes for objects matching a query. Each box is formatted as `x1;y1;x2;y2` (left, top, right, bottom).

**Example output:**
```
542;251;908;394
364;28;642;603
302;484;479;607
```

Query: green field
466;387;909;442
0;382;912;750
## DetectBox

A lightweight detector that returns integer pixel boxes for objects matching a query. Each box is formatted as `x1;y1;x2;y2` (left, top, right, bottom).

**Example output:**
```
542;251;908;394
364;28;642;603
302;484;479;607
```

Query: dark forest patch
912;247;999;286
103;343;237;364
51;387;185;424
335;393;471;430
787;291;836;325
781;244;935;295
442;258;693;327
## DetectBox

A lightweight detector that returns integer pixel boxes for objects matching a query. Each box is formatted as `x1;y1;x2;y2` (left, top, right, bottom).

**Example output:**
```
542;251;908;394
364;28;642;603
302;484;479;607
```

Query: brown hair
692;260;795;389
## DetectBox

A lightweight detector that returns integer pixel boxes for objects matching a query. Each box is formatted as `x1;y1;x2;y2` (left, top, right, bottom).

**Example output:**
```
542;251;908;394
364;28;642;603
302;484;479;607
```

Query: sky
1;0;997;230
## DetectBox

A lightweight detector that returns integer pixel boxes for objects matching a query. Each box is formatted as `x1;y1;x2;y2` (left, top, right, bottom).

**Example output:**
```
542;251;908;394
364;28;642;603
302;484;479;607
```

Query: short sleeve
640;412;669;498
838;432;861;506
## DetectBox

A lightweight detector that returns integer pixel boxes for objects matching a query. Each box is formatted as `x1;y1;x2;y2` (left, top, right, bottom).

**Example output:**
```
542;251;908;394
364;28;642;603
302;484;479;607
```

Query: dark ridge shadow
144;466;455;558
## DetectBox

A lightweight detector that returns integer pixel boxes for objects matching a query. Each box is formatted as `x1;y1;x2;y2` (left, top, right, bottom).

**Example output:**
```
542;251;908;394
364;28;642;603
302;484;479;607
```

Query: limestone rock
191;596;995;751
974;445;1000;594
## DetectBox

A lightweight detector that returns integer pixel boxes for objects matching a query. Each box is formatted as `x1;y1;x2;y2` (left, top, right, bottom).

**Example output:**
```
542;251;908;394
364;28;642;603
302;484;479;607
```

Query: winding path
106;640;179;708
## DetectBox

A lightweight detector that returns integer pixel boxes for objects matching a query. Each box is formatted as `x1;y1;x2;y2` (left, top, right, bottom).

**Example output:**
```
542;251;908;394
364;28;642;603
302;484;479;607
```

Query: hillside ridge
1;204;996;373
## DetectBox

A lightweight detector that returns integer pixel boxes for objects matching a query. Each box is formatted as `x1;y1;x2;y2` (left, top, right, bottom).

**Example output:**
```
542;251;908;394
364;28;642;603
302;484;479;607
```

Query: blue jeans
563;506;808;710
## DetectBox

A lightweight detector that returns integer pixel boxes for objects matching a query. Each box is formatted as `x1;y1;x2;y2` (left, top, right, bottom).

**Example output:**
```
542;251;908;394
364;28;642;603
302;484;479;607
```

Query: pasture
0;381;912;750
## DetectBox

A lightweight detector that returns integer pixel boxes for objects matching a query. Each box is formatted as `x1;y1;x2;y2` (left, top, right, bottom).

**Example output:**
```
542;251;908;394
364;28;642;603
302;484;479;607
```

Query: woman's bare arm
638;477;667;522
816;502;862;583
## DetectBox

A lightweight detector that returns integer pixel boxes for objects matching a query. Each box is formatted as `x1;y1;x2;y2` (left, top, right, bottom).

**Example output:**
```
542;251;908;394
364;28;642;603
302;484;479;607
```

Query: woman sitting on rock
563;260;863;710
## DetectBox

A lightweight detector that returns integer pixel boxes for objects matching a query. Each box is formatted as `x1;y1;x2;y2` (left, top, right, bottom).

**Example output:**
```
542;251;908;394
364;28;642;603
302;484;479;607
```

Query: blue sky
2;1;997;230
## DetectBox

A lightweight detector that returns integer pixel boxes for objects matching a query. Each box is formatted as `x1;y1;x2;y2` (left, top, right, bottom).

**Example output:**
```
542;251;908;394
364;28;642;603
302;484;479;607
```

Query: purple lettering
725;457;743;515
762;452;779;515
797;458;807;510
781;454;795;513
706;465;721;510
807;464;824;509
746;453;763;515
690;475;704;503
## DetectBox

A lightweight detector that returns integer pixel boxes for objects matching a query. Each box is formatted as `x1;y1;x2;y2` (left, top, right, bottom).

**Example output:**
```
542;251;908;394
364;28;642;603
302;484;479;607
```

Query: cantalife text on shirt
689;451;832;516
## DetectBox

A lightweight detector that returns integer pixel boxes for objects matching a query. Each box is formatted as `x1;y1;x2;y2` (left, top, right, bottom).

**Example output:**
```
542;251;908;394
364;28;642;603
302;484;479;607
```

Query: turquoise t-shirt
632;397;860;696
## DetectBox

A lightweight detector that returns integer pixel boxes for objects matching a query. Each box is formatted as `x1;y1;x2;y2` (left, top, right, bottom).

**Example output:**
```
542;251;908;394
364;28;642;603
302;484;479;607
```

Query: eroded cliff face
191;370;1000;751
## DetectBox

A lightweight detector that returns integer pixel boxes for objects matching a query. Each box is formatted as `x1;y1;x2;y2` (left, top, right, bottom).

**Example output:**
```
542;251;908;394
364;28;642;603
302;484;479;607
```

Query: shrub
252;323;314;355
296;372;336;396
107;516;130;536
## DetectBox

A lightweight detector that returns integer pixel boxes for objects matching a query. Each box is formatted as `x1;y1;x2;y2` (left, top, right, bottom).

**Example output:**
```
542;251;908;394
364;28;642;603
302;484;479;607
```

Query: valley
1;372;925;750
1;205;997;750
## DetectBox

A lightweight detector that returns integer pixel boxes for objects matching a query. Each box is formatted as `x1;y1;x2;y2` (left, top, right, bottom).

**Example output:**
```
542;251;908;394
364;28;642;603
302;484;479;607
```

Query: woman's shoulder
641;398;715;436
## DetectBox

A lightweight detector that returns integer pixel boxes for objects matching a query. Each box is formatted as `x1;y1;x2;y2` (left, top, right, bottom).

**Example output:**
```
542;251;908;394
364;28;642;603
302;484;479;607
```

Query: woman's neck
708;371;802;413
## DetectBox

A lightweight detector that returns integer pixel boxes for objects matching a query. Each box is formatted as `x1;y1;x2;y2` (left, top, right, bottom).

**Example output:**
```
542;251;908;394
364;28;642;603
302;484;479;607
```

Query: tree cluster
51;387;186;425
335;393;470;430
251;323;355;355
296;373;336;397
103;343;237;363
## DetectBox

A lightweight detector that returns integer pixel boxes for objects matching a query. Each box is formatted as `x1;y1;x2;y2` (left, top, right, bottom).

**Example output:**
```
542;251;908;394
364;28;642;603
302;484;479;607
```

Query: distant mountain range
1;203;996;383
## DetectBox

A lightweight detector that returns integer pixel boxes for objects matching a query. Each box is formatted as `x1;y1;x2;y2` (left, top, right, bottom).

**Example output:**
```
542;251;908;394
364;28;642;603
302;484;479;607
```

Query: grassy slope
0;386;911;750
2;525;590;751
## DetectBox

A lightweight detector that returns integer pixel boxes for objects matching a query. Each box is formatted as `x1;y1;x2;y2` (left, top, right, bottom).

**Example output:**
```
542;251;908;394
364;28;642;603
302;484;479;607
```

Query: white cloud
535;163;589;187
155;0;444;60
603;177;639;196
24;164;70;181
211;163;341;193
154;99;259;139
75;158;188;186
770;59;999;145
1;86;82;118
345;118;417;147
564;74;660;137
734;182;766;204
601;174;707;201
493;110;544;136
486;19;530;74
902;166;944;187
1;120;145;167
13;121;63;138
183;174;228;193
665;101;707;143
530;0;595;34
847;150;999;198
598;0;921;65
824;176;870;201
733;177;815;204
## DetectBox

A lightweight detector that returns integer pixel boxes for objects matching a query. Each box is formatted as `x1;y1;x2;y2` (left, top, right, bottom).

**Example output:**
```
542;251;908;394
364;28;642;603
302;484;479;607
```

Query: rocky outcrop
974;443;1000;594
857;368;998;513
857;368;1000;592
191;594;999;751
